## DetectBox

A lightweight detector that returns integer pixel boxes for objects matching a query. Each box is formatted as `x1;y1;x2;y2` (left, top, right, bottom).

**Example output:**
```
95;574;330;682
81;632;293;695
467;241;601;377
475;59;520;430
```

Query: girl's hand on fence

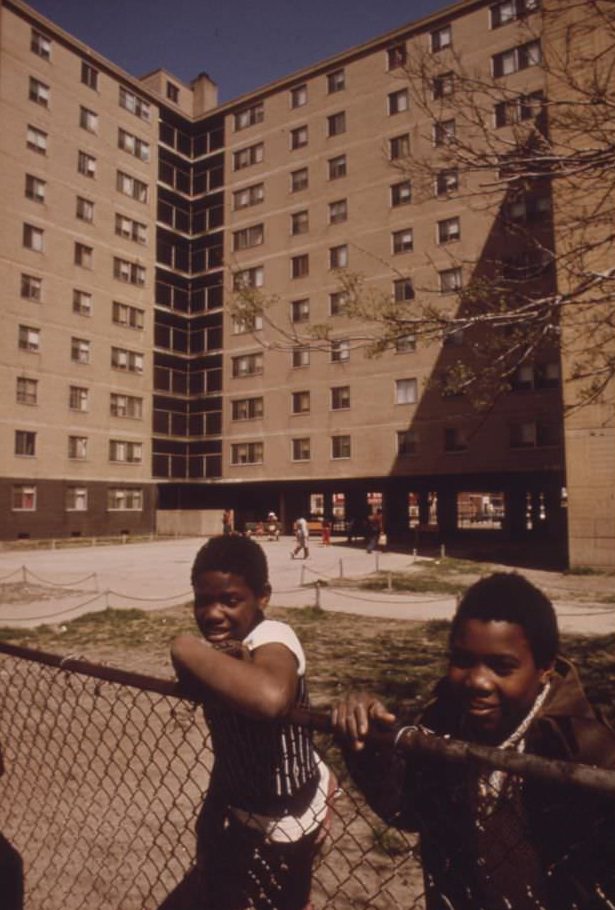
331;692;397;751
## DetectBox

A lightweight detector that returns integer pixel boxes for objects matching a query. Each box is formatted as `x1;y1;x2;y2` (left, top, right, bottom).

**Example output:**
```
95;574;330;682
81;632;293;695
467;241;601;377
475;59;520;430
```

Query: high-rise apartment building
1;0;612;566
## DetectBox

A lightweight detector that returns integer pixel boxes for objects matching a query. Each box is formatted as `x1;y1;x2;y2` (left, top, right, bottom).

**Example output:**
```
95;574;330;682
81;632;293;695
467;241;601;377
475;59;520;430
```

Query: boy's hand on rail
331;692;397;751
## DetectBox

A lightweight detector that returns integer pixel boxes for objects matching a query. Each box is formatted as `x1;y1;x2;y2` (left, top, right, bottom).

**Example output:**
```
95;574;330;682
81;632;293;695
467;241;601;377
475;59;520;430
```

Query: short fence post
22;565;27;584
387;572;393;592
339;559;344;579
412;548;417;562
314;579;322;610
440;543;446;559
51;539;56;550
375;551;380;572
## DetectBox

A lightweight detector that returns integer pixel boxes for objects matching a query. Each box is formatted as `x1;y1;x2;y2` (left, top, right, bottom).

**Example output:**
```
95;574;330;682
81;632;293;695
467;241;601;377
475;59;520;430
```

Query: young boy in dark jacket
333;572;615;910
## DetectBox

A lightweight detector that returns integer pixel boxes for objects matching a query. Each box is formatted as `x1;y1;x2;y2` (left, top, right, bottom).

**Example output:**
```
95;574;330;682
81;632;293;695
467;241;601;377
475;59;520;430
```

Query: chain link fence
0;642;613;909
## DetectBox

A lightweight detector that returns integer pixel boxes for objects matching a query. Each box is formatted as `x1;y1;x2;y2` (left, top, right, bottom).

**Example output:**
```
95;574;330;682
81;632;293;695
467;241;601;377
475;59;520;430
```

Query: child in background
333;572;615;910
171;535;333;910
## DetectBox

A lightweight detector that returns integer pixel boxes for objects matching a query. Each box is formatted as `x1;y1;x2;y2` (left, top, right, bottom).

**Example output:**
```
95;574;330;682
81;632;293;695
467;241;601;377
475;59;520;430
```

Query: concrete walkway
0;536;613;634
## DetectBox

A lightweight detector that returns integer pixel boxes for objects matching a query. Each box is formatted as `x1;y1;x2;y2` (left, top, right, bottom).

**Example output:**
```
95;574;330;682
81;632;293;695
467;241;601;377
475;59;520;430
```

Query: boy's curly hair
450;572;559;668
191;535;269;595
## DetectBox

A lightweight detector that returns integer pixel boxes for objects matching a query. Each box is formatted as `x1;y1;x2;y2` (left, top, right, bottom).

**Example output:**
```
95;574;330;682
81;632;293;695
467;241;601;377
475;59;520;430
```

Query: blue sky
27;0;453;102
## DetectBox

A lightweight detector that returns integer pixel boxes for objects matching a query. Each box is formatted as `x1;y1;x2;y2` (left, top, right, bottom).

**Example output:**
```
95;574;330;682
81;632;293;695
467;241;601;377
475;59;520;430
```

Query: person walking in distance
291;517;310;559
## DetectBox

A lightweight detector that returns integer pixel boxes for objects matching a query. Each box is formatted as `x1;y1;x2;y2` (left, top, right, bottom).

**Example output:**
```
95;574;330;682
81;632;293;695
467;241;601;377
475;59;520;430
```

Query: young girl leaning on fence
333;572;615;910
170;534;336;910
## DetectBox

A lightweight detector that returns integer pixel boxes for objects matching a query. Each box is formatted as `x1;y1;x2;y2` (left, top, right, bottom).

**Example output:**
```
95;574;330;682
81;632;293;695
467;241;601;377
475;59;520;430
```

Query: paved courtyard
0;535;613;634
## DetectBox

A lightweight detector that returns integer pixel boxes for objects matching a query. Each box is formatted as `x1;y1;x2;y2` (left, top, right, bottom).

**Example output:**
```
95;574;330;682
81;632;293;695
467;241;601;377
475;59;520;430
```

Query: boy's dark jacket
344;658;615;910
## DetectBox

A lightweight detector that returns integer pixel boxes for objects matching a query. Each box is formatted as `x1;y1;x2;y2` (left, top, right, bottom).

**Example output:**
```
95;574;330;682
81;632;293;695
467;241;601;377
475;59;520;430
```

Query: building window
392;228;414;254
391;180;412;207
328;155;347;180
234;143;264;170
231;442;263;465
397;430;418;456
329;245;348;269
79;106;98;132
495;91;544;127
118;128;150;161
290;84;308;108
31;30;52;59
75;243;93;269
328;199;348;224
329;291;347;316
511;362;560;390
390;134;410;160
444;427;469;452
387;43;407;70
331;338;350;362
233;266;264;289
12;485;36;511
431;24;452;51
291;254;309;279
167;82;179;103
235;102;264;130
69;385;89;411
113;257;145;286
394;277;415;301
232;312;263;334
504;195;550;223
395;377;418;404
29;77;49;107
291;390;310;414
433;71;454;99
76;196;94;223
15;430;36;456
291;210;309;235
290;125;309;150
232;352;263;377
332;435;351;459
292;438;311;461
111;346;144;373
115;213;147;244
110;393;143;418
438;216;460;243
116;171;148;202
109;439;142;463
439;267;463;292
73;289;92;316
119;86;150;121
18;324;40;352
17;377;38;405
112;301;144;329
436;168;459;195
388;89;409;115
27;125;47;154
327;69;345;93
23;223;44;252
291;298;310;323
331;385;350;410
395;334;416;353
290;167;309;192
81;61;99;89
78;151;96;178
491;0;540;29
231;397;263;420
71;337;90;364
68;435;88;459
233;182;264;209
327;111;346;137
292;346;310;368
493;40;541;77
434;119;456;146
66;487;88;511
233;224;264;251
21;274;42;301
25;174;46;203
107;488;143;510
510;420;559;448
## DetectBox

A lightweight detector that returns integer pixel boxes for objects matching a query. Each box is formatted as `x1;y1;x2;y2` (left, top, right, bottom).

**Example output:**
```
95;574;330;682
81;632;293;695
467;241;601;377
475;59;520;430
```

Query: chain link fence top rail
0;642;614;910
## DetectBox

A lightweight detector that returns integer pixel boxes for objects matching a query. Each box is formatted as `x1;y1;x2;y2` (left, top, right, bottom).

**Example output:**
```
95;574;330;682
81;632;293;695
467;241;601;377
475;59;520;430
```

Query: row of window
230;419;558;466
14;431;144;463
22;225;147;285
27;122;150;172
16;378;143;417
230;3;540;131
21;275;144;327
17;326;144;372
11;483;143;512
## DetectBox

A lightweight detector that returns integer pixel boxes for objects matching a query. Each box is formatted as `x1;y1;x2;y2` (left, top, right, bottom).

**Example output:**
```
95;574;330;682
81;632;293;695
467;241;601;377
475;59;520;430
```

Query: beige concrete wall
155;509;222;537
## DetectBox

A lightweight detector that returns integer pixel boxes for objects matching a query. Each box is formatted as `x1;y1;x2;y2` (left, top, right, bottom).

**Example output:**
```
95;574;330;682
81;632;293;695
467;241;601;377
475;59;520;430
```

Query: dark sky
26;0;454;102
